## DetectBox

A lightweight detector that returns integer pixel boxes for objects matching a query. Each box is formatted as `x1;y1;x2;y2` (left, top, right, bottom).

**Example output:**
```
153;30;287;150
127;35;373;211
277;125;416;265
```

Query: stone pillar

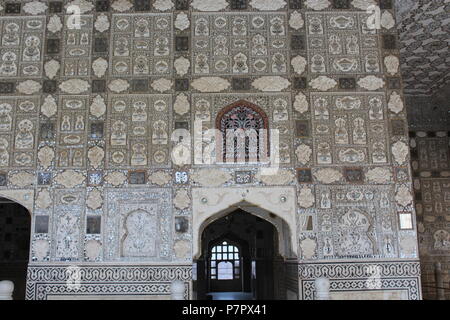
315;277;330;300
434;262;445;300
171;280;185;300
0;280;14;300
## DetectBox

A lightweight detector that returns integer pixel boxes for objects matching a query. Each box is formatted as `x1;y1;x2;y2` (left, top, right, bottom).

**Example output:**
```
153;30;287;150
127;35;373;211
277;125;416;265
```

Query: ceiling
395;0;450;95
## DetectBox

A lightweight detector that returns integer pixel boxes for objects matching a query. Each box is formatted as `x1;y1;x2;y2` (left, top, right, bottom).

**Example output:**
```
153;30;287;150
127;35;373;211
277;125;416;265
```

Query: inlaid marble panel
191;12;289;75
314;185;399;260
0;96;39;168
0;16;46;78
305;12;381;76
310;92;389;166
110;14;173;77
53;189;86;261
106;94;172;167
104;188;173;261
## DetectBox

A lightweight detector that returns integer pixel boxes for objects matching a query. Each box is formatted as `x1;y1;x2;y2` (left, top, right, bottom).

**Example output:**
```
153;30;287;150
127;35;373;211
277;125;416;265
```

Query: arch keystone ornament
192;187;297;259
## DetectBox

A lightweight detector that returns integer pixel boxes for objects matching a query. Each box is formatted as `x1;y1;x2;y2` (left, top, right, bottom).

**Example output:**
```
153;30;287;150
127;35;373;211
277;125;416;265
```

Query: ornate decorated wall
409;130;449;299
0;0;422;300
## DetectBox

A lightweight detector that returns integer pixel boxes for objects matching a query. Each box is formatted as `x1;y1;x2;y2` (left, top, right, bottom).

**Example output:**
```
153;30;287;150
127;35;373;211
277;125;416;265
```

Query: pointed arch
192;187;297;260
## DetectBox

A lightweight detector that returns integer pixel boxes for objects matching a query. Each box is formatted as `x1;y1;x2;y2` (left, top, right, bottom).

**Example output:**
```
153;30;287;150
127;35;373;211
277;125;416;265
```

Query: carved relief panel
315;185;398;259
192;13;289;75
0;97;39;168
0;17;46;78
62;15;93;78
192;93;292;165
306;12;381;76
104;188;172;261
53;189;86;261
0;0;420;290
311;93;389;166
56;96;88;168
416;137;449;171
107;94;172;167
110;14;173;77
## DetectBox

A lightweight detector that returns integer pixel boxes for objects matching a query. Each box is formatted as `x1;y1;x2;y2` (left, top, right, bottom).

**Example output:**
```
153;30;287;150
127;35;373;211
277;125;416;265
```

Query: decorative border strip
29;283;181;300
298;260;421;300
26;265;192;300
298;260;421;279
302;278;420;300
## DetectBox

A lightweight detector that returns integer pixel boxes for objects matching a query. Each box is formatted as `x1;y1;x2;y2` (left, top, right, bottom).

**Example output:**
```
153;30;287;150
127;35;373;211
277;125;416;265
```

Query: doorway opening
195;208;286;300
0;197;31;300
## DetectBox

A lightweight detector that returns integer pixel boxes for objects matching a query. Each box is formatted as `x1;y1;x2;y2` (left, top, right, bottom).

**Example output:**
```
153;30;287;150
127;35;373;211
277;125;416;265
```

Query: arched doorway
0;197;31;300
195;209;284;300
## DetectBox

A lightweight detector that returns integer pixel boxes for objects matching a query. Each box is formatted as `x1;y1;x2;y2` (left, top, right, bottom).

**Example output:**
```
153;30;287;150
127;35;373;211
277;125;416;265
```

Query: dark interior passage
0;198;31;300
194;209;280;300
